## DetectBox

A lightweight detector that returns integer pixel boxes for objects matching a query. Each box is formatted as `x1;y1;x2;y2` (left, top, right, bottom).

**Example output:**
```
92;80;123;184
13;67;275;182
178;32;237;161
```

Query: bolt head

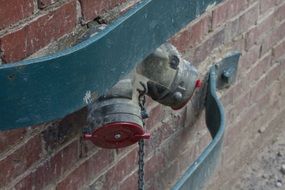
114;133;121;140
174;92;183;101
170;55;180;69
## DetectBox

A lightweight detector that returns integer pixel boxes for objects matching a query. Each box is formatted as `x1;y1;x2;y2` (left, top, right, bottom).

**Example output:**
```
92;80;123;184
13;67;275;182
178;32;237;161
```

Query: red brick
119;172;138;190
14;174;33;190
0;1;77;63
0;135;42;187
0;0;34;29
15;140;79;190
145;151;166;183
171;14;212;52
192;28;225;65
212;0;248;29
0;128;27;154
79;0;127;23
56;161;88;190
113;148;138;179
90;166;117;190
89;149;138;190
56;149;114;190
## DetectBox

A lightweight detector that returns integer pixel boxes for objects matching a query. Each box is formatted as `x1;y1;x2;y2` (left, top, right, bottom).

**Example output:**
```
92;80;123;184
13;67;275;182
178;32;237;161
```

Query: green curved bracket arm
0;0;222;130
172;52;241;190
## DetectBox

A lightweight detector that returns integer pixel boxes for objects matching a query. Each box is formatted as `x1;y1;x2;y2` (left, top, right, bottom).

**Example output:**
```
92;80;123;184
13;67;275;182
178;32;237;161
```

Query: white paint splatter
83;90;92;104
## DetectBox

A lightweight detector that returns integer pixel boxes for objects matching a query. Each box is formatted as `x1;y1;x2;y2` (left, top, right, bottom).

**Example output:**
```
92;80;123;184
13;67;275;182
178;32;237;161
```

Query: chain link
137;82;148;190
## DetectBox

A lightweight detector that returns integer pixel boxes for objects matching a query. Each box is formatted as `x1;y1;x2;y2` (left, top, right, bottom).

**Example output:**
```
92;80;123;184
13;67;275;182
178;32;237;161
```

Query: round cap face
88;122;145;149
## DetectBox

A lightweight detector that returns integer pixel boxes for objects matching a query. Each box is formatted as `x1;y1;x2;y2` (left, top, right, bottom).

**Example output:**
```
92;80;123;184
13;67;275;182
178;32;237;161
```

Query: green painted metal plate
0;0;222;130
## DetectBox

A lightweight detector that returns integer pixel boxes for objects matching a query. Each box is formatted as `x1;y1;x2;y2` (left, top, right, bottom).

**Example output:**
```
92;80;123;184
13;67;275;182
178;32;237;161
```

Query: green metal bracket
172;52;241;190
0;0;223;130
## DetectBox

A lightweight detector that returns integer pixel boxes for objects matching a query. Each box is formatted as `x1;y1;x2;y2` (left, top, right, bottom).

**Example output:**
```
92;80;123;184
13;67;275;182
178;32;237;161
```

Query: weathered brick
224;17;240;42
15;140;79;190
192;28;225;65
56;149;114;190
0;0;34;30
79;0;127;23
171;14;212;52
212;0;248;29
0;135;42;187
260;33;275;56
56;161;88;190
0;0;284;189
260;0;276;14
14;174;34;190
224;80;280;161
144;151;167;183
247;53;272;82
245;10;275;50
225;5;259;44
273;39;285;59
0;1;77;63
249;62;281;104
42;108;86;153
145;114;184;156
238;45;261;75
216;107;285;190
89;149;136;190
153;160;180;190
119;172;138;190
145;104;166;131
177;131;211;174
0;128;27;154
264;61;282;87
238;3;258;33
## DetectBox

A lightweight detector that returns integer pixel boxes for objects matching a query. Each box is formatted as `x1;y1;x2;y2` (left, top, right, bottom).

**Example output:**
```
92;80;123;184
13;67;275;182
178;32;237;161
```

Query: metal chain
138;139;145;190
137;82;148;190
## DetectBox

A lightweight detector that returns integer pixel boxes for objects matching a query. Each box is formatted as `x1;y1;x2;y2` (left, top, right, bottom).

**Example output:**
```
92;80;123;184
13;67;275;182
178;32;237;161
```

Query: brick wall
0;0;284;189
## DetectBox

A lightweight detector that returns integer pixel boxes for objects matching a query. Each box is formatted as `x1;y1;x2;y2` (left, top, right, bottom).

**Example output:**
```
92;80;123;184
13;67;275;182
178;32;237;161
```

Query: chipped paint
206;1;217;12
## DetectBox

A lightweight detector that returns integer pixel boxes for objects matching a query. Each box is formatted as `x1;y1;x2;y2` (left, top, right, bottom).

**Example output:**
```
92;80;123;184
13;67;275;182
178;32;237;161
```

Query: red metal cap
83;122;150;149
